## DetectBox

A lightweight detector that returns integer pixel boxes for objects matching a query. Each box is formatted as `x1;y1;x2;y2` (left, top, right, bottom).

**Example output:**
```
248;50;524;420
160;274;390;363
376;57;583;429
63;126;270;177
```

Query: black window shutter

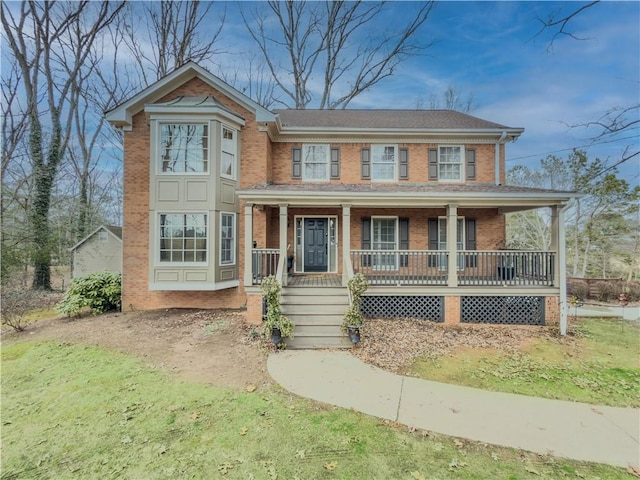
399;217;409;266
465;218;477;267
428;218;439;267
330;147;340;179
361;148;370;179
292;147;302;178
465;148;476;180
428;148;438;180
361;217;371;267
399;148;409;180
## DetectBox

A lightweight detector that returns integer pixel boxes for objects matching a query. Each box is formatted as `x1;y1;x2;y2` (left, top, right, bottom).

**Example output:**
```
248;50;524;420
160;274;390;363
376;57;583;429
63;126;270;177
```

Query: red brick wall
545;296;560;326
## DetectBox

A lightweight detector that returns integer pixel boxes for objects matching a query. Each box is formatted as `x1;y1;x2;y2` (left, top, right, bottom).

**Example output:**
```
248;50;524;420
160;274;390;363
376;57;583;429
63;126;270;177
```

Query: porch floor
287;274;342;287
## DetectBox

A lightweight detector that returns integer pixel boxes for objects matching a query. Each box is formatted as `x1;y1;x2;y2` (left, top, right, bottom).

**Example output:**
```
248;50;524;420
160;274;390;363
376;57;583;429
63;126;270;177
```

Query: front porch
239;184;571;335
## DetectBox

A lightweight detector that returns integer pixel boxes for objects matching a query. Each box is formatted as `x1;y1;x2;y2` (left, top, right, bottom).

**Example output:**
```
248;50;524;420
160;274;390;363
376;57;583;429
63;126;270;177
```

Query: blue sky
216;1;639;184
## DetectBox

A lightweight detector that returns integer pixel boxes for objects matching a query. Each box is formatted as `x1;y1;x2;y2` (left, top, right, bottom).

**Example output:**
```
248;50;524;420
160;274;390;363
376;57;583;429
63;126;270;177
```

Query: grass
406;318;640;407
2;342;631;479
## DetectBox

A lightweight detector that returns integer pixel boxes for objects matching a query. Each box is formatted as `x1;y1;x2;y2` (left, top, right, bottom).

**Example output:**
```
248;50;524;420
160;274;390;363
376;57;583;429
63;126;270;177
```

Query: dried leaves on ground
351;318;577;373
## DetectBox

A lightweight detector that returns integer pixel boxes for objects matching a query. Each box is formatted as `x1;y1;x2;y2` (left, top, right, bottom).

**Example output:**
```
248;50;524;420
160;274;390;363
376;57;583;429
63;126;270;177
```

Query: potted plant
261;275;294;347
342;273;369;344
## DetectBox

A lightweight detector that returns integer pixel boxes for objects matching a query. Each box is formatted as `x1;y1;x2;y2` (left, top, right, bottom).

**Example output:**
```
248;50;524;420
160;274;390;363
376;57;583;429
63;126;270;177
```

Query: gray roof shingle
275;109;515;130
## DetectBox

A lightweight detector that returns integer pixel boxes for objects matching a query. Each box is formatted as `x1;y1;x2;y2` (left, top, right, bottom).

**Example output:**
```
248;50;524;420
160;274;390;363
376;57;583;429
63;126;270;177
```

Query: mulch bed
351;318;577;373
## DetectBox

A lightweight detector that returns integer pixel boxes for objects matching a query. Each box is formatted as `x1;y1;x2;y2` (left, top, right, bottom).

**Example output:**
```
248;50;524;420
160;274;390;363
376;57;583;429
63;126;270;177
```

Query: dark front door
304;218;328;272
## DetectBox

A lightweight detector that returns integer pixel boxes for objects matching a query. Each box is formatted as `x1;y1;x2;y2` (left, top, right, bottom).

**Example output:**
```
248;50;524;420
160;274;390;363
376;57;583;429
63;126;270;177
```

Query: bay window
159;124;208;173
159;213;207;263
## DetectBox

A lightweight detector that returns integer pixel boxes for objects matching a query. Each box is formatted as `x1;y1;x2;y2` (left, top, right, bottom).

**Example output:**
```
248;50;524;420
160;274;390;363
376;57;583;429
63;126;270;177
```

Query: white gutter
495;130;507;185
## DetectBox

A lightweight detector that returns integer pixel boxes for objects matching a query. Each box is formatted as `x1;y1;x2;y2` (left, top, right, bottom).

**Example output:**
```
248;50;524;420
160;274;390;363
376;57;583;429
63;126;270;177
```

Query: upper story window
438;146;463;182
98;230;108;242
302;144;330;181
221;125;237;180
371;145;397;182
159;213;207;263
160;124;209;174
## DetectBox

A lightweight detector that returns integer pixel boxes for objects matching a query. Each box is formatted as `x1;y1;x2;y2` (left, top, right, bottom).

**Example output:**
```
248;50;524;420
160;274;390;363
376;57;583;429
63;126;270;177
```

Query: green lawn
1;341;631;479
406;318;640;407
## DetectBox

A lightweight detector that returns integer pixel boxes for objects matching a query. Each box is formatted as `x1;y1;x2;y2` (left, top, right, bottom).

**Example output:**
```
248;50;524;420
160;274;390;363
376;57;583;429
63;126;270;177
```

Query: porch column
279;203;288;286
550;205;560;287
557;205;568;335
243;203;254;287
447;204;458;287
342;204;351;286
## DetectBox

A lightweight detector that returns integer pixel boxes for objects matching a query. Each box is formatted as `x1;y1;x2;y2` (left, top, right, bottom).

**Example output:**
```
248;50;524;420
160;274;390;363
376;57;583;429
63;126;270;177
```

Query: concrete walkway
268;350;640;469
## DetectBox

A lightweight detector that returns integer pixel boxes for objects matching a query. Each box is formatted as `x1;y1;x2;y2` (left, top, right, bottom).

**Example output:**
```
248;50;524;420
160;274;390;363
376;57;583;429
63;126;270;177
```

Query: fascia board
275;126;524;139
69;225;122;252
145;106;246;126
237;189;576;207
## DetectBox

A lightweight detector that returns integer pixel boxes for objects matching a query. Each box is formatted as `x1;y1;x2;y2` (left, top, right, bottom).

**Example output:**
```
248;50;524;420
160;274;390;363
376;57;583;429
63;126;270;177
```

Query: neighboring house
71;225;123;278
106;61;574;348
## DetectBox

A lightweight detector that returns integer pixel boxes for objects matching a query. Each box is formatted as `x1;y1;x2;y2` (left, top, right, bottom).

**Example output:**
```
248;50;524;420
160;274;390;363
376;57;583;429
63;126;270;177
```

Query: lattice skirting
461;296;545;325
360;295;444;322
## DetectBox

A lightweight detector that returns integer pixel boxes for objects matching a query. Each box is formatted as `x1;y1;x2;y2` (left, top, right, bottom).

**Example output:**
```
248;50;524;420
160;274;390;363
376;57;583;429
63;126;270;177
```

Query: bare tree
123;0;225;85
415;85;476;112
1;0;124;290
242;0;435;109
536;0;600;45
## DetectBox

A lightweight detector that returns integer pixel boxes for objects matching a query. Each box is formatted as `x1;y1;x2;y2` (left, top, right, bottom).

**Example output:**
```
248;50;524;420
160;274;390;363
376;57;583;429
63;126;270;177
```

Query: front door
304;218;328;272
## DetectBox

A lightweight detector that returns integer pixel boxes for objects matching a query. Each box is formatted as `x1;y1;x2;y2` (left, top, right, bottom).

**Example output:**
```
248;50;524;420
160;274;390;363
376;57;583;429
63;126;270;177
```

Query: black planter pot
347;325;361;344
270;327;282;345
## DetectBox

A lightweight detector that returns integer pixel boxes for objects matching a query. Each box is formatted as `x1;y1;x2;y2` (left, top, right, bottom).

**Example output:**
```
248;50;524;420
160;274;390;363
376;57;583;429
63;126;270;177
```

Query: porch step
280;286;351;349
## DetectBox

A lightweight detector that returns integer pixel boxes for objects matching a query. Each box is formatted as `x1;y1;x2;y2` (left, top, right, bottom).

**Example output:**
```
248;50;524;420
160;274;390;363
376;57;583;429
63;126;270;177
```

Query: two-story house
106;62;574;348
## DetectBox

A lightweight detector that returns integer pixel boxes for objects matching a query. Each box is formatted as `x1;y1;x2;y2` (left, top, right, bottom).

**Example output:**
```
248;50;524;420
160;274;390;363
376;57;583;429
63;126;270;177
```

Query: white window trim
156;121;211;176
156;211;210;267
98;230;109;242
371;216;399;271
293;215;339;274
301;144;330;182
371;144;398;183
220;124;237;181
219;212;236;266
437;145;464;183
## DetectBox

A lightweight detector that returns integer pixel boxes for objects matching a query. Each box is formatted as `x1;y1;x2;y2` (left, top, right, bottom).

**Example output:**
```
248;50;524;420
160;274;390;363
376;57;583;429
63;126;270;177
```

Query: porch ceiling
237;183;576;209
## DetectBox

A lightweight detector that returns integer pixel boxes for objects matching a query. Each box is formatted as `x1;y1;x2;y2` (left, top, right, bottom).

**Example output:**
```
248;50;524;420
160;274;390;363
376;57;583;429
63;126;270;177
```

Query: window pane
220;214;234;264
159;213;207;263
160;124;208;173
371;145;396;180
438;146;462;181
302;145;328;181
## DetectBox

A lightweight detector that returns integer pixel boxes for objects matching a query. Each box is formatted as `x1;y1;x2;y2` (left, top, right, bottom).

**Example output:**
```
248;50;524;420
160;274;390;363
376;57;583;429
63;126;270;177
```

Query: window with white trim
159;124;208;173
221;125;236;179
159;213;207;263
371;145;396;181
302;144;330;181
438;146;463;181
98;230;108;242
372;217;398;269
220;213;235;265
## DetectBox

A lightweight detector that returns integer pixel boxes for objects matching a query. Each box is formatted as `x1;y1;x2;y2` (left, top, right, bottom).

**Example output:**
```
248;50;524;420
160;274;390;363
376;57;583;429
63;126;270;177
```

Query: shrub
594;280;620;303
56;271;121;317
342;273;369;332
623;282;640;302
568;279;589;301
260;275;293;343
1;289;55;332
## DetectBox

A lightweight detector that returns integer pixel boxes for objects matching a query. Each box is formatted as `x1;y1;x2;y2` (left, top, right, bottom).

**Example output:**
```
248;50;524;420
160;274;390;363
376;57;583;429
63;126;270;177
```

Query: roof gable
70;225;123;252
105;61;275;130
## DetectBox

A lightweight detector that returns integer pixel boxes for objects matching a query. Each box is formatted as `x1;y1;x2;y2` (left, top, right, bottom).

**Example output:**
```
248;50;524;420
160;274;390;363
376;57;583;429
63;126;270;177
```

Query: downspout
495;131;507;185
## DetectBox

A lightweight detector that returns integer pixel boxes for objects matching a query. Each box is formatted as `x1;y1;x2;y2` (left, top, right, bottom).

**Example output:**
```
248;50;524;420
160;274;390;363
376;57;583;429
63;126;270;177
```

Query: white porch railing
251;248;279;285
